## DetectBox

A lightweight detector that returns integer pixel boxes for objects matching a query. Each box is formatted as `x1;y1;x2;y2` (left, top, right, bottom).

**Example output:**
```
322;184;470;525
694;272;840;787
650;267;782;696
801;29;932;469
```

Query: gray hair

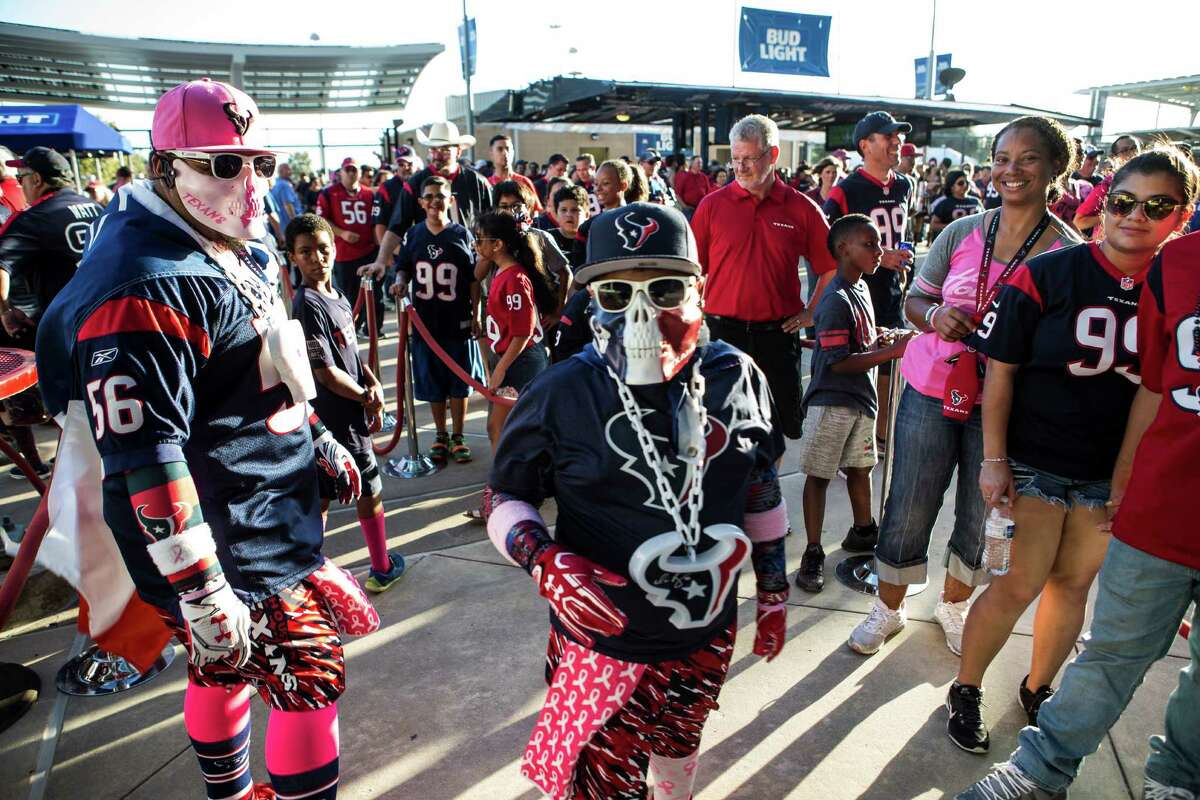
729;114;779;151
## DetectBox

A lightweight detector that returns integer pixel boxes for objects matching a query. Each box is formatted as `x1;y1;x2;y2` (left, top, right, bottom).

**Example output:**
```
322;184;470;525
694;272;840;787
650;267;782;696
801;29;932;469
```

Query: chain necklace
606;359;709;555
210;241;284;324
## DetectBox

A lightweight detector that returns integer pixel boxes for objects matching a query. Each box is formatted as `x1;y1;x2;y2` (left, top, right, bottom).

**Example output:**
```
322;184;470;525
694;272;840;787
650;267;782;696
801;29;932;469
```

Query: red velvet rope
405;307;515;408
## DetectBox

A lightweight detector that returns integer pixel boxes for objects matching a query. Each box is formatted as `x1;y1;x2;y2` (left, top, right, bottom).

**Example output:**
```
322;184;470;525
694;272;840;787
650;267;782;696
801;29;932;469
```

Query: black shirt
932;195;985;224
0;188;102;322
968;243;1143;480
387;167;493;240
293;285;370;451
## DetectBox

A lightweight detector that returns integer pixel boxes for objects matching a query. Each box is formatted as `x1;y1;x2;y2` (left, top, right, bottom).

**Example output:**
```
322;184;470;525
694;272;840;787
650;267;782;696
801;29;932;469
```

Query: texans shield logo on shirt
628;524;750;629
603;408;729;515
427;244;443;260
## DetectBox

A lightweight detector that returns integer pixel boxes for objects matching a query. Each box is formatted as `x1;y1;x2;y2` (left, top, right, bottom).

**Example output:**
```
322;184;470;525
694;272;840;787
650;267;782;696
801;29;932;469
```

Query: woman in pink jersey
847;117;1081;660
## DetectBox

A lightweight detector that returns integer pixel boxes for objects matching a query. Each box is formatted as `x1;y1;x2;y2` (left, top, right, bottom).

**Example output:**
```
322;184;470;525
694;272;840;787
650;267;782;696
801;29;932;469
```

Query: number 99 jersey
395;221;476;340
968;242;1145;481
823;168;914;326
35;185;324;611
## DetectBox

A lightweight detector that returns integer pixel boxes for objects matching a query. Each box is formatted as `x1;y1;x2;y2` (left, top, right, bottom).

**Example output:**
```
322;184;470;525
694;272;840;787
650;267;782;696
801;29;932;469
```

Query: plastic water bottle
983;507;1014;576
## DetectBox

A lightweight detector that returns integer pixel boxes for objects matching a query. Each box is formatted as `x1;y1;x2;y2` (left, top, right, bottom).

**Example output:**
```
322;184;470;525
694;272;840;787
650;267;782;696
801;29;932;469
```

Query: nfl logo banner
738;7;831;77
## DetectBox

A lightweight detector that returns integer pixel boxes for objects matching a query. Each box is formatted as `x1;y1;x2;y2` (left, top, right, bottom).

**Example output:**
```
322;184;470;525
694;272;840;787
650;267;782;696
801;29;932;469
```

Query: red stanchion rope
371;303;407;456
405;307;515;408
0;490;50;631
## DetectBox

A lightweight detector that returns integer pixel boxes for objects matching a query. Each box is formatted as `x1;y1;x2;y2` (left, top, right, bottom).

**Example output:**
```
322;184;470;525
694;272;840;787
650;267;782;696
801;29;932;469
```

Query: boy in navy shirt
288;213;405;592
795;214;912;594
394;175;479;464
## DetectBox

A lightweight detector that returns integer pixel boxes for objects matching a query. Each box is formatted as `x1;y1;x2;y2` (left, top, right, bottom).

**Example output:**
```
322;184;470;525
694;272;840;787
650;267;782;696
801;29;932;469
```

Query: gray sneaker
847;597;905;655
955;762;1068;799
1143;777;1196;800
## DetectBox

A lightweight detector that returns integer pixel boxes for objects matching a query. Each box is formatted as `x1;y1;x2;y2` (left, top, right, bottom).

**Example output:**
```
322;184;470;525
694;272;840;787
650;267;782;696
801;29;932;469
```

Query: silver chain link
606;359;708;554
214;243;283;323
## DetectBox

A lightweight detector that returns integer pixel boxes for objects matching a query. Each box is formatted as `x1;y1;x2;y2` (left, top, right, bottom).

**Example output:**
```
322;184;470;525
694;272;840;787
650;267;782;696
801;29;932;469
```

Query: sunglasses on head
168;150;276;180
592;276;691;312
1104;191;1182;221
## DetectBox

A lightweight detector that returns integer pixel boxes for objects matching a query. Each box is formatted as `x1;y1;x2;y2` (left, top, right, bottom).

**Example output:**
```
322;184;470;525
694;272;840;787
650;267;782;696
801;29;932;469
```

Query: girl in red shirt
478;211;557;444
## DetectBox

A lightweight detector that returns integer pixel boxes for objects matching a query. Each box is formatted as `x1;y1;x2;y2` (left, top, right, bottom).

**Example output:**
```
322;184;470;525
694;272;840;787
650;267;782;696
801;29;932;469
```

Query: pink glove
532;545;629;647
753;589;788;662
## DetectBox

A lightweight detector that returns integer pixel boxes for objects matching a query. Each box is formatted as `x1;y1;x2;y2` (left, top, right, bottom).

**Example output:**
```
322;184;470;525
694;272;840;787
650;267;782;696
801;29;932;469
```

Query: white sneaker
934;592;970;656
1144;777;1196;800
848;597;906;655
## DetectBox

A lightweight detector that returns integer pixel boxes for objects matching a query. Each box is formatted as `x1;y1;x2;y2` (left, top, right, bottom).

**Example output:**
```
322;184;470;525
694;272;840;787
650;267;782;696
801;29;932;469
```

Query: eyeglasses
592;277;691;312
14;171;33;181
497;202;527;212
1104;191;1183;221
473;237;497;247
732;150;770;170
167;150;276;180
1113;145;1138;157
421;193;448;201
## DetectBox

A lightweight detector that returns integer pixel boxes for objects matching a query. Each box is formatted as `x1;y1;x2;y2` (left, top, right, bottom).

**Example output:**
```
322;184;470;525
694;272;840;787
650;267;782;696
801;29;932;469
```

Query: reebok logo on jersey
90;347;118;366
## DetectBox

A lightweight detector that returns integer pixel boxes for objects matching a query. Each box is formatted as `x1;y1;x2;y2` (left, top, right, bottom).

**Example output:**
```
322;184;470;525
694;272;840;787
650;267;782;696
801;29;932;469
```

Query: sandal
450;433;472;463
429;432;450;465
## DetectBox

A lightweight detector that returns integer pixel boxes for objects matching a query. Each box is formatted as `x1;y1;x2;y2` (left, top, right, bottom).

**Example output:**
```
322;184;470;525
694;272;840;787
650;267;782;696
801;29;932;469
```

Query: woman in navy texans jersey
945;148;1199;755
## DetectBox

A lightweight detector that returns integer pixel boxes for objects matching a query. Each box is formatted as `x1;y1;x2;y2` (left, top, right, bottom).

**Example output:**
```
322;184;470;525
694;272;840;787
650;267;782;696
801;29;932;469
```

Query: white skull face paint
173;158;267;240
621;290;664;385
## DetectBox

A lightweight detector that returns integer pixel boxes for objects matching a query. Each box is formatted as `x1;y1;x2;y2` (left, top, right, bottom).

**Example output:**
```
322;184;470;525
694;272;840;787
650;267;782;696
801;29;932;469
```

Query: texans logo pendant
628;524;750;630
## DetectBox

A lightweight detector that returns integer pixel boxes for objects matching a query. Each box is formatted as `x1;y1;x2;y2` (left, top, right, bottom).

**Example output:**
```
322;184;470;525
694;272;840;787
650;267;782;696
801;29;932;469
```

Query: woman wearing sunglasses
477;210;557;445
944;146;1198;756
929;169;984;242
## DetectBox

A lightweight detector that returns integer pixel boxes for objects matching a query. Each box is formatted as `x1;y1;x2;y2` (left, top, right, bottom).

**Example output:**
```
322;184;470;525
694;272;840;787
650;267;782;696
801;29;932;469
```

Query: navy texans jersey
490;341;785;662
931;195;984;224
968;242;1144;481
396;221;476;340
824;168;915;325
36;183;323;611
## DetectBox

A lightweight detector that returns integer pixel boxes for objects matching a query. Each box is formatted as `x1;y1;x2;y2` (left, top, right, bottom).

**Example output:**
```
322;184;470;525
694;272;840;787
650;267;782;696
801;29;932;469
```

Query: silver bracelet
923;304;941;329
981;457;1008;464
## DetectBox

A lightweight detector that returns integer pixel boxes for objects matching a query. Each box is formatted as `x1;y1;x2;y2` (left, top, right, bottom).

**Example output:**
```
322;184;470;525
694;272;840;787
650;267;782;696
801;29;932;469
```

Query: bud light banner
738;7;831;77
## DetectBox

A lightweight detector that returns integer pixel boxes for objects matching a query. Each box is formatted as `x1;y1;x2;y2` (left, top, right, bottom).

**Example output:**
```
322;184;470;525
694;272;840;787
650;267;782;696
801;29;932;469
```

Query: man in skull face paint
36;78;374;800
484;202;791;799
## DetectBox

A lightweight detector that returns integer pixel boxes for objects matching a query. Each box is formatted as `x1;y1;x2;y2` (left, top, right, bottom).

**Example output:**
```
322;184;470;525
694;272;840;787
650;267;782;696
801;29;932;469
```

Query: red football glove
532;545;629;647
753;589;788;662
314;430;361;505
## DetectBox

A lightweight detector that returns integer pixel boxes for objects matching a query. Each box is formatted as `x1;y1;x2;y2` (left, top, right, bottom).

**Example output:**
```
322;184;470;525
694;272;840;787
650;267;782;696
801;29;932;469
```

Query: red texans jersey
486;265;542;354
316;183;377;262
969;242;1145;480
1114;233;1200;570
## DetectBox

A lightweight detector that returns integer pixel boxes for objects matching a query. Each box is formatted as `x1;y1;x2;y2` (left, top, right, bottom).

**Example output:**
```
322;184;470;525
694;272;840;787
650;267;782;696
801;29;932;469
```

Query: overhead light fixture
615;112;631;122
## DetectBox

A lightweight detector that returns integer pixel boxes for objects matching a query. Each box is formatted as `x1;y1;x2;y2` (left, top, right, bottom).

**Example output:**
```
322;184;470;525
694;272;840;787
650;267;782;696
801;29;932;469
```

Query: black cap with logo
4;146;74;183
575;202;700;285
852;112;912;152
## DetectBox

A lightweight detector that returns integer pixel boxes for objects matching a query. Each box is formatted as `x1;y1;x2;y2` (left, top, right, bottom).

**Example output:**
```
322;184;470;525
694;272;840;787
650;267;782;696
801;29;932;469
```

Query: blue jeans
874;386;990;587
1013;538;1200;792
1010;459;1110;511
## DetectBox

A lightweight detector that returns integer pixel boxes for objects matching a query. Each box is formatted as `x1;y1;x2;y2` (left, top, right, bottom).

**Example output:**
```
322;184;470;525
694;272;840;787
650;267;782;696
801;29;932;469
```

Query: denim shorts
1010;460;1110;511
873;385;990;587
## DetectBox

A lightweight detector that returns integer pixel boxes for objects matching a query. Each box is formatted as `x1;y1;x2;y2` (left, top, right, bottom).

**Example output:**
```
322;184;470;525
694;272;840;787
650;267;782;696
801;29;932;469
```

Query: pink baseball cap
152;77;271;153
340;157;358;169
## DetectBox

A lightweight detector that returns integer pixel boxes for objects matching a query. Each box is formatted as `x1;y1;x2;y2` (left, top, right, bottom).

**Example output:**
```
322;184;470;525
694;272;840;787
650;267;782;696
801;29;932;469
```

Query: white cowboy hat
416;121;476;148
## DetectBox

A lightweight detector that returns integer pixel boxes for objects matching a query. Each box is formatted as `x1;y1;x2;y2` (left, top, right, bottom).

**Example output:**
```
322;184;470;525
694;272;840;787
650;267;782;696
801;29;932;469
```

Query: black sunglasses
1104;191;1182;221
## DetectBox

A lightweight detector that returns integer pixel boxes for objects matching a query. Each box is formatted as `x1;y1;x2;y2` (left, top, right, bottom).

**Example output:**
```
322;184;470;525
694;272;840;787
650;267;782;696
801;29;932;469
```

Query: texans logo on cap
223;102;253;137
615;212;660;252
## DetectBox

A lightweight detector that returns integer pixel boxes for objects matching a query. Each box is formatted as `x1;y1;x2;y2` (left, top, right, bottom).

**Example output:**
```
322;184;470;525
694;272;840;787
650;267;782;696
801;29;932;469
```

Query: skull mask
589;278;703;385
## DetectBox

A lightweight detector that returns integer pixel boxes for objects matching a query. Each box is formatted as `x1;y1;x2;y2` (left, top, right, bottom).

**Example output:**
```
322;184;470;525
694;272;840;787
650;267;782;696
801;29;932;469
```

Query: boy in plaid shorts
794;214;913;594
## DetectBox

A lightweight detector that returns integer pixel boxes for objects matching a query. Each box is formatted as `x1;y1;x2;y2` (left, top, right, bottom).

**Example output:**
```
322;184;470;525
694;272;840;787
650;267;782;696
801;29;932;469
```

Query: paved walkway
0;330;1187;799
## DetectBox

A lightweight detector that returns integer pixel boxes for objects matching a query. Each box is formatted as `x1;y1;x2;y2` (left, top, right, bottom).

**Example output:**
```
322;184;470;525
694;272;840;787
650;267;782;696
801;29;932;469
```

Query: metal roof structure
0;23;443;113
478;77;1099;131
1080;75;1200;116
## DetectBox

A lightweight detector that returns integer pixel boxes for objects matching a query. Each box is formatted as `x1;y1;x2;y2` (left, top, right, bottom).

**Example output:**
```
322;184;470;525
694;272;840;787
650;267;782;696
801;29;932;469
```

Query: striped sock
185;683;254;800
266;705;339;799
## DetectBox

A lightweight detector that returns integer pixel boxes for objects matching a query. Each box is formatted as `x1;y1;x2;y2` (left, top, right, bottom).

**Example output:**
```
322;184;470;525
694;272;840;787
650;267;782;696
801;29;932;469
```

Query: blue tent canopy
0;105;131;154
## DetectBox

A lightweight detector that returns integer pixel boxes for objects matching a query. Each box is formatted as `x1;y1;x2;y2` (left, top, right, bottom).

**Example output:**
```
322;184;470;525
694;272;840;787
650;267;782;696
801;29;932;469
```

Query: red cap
900;143;919;158
340;157;358;169
151;78;270;153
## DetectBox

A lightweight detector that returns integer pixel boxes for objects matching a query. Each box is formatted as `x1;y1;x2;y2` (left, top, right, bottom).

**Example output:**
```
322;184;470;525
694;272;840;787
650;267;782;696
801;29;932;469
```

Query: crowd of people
1;72;1198;800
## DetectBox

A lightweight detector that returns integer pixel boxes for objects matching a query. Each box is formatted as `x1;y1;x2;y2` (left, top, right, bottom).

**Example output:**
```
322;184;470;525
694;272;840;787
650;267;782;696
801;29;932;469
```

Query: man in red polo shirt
691;114;836;440
316;157;379;329
675;156;713;218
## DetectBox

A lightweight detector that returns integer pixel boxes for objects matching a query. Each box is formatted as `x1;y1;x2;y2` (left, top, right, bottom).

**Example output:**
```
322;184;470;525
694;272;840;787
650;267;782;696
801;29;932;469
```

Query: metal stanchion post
384;304;436;479
835;365;928;597
56;642;175;696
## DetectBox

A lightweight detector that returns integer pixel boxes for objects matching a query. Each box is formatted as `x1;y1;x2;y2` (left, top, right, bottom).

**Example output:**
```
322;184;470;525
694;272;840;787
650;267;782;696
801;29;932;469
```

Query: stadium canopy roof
1080;75;1200;114
0;23;443;113
478;77;1099;131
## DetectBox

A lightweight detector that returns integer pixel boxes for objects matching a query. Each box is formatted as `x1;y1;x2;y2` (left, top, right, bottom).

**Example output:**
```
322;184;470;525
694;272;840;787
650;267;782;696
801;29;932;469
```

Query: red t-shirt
486;266;542;354
0;175;26;219
488;172;543;213
675;170;713;208
692;177;837;321
316;183;378;262
1113;233;1200;570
